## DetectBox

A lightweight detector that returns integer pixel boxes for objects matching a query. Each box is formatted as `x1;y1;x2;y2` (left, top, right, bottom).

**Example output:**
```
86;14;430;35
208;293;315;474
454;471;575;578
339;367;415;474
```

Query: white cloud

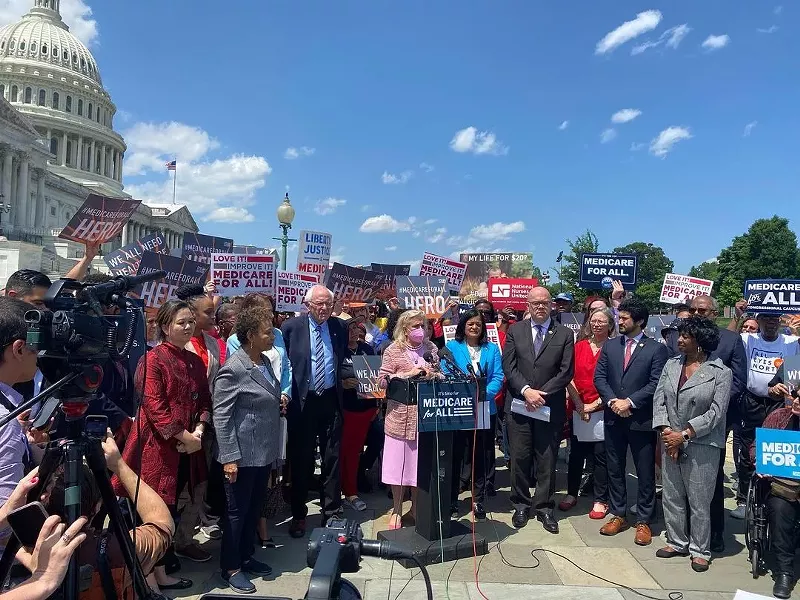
631;24;691;55
429;227;448;244
630;142;647;151
361;204;371;212
469;221;525;242
600;128;617;143
419;162;435;173
559;120;569;131
649;125;692;158
757;25;778;34
702;34;730;50
595;10;662;55
359;214;413;233
314;198;346;216
381;170;413;184
774;5;783;15
611;108;642;124
384;246;397;252
284;146;315;160
204;207;255;223
449;126;508;156
0;0;98;45
743;121;758;137
122;121;271;223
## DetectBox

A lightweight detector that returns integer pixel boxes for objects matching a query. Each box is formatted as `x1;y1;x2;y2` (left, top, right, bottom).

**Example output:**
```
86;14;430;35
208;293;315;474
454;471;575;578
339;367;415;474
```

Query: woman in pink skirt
379;309;440;529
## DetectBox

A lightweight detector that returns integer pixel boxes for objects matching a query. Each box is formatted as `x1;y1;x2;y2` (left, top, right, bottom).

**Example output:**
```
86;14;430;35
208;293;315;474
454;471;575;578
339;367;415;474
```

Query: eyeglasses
309;301;334;308
528;301;550;307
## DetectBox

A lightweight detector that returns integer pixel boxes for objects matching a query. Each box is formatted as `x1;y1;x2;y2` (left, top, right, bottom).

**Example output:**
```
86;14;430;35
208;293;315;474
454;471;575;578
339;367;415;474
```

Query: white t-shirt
741;332;800;397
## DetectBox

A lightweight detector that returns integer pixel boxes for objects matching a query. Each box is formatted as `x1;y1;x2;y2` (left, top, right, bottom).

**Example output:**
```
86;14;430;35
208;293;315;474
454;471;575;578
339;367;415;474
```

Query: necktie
313;325;326;395
533;325;544;355
623;338;635;370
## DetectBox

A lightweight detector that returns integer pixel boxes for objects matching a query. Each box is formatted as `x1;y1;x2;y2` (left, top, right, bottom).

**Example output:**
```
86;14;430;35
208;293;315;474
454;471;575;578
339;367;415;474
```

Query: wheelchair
744;474;771;579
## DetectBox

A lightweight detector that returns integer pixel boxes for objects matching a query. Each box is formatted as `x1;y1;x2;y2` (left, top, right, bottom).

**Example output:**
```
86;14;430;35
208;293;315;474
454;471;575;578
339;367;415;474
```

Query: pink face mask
408;328;425;344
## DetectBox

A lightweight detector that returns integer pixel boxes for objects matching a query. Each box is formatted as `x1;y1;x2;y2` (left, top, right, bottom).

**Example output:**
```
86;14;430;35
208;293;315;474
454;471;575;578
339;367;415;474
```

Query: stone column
89;139;96;172
45;129;52;152
77;136;83;170
100;144;106;177
1;150;12;214
122;222;129;246
118;153;124;181
17;155;29;230
34;169;45;228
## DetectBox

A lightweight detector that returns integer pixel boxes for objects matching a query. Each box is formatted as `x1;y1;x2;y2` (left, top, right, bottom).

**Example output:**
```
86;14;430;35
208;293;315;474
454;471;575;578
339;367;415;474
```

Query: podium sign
756;428;800;479
416;381;477;432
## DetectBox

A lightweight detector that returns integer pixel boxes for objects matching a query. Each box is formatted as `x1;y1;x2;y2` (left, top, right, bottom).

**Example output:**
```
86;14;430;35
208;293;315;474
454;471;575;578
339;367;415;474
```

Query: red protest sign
488;277;539;310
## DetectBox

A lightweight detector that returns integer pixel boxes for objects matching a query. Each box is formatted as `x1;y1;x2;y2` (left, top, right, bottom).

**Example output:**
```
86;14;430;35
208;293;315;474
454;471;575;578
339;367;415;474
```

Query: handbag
771;477;800;502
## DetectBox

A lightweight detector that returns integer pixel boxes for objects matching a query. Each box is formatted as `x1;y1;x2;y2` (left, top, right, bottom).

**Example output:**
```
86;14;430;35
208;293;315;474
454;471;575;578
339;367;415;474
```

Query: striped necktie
313;324;326;395
533;325;544;355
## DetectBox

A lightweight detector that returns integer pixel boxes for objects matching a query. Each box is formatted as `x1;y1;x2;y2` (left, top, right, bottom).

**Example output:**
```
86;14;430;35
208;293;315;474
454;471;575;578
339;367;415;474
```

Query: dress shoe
710;533;725;553
773;573;795;599
450;502;459;519
536;510;559;534
634;523;653;546
599;516;629;536
473;502;486;521
512;509;529;529
558;496;577;512
288;518;306;538
690;558;709;573
656;546;689;559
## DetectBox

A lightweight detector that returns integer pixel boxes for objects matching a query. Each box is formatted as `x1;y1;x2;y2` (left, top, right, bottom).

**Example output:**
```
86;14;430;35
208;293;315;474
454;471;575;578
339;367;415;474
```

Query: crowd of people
0;259;799;599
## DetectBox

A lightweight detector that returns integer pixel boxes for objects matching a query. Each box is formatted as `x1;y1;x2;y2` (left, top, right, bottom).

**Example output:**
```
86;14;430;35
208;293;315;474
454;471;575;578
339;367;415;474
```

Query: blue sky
4;0;798;278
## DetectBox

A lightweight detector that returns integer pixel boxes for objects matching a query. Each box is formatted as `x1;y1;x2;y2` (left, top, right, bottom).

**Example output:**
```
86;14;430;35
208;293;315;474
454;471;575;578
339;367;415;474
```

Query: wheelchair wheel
744;479;757;553
750;545;759;579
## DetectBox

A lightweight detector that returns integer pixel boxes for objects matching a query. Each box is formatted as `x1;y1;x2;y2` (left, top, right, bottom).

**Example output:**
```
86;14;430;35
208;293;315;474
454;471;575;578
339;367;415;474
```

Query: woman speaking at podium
445;309;504;520
378;310;440;530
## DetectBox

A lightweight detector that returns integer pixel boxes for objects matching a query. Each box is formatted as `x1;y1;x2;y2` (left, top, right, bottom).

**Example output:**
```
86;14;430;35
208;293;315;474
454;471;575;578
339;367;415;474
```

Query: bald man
503;287;575;533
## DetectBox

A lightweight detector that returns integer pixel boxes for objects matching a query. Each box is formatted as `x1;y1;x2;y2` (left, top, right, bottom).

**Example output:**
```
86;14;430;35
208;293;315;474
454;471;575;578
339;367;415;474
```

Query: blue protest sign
755;427;800;479
579;253;638;290
417;381;477;432
744;280;800;314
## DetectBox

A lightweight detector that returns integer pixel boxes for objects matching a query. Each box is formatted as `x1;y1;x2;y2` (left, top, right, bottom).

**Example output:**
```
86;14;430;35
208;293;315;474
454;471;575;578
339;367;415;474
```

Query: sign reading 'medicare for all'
419;252;467;293
659;273;714;305
275;270;318;312
297;230;332;281
579;253;638;290
744;280;800;314
211;254;276;297
755;427;800;479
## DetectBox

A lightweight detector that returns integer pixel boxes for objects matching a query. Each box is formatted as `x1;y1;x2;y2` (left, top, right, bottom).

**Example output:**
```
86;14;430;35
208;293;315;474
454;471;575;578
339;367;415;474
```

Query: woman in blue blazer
446;309;504;520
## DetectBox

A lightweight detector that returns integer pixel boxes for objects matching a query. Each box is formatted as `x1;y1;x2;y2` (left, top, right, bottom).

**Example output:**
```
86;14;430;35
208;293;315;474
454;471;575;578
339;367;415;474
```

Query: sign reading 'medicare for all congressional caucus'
579;253;638;290
59;194;141;244
275;270;318;312
744;280;800;314
211;254;276;297
416;381;477;432
755;427;800;479
419;252;467;293
659;273;714;305
297;230;332;281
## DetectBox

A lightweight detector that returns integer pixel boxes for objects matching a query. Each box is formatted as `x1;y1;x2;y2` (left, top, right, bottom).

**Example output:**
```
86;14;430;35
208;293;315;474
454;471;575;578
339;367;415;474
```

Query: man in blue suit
281;285;347;538
595;298;669;546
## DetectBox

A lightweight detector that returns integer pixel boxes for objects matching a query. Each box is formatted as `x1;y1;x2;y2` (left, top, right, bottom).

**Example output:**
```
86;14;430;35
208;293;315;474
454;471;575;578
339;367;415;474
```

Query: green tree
559;229;600;305
716;216;800;307
612;242;674;311
688;260;721;297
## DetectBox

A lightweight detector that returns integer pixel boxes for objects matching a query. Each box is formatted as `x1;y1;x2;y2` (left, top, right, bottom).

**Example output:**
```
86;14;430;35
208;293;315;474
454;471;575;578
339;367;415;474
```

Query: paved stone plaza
172;448;791;600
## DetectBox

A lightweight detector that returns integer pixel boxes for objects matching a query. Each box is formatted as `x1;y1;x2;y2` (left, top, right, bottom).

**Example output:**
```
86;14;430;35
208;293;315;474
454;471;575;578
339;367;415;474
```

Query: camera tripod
0;365;159;600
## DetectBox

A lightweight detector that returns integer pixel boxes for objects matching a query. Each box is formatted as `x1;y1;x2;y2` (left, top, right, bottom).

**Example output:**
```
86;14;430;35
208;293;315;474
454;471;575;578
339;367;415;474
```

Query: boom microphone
78;270;168;303
433;346;469;378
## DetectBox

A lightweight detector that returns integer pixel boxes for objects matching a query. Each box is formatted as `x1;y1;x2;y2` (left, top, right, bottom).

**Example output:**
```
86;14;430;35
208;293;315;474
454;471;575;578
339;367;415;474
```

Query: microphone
466;363;478;379
79;270;168;302
435;346;469;378
360;539;412;561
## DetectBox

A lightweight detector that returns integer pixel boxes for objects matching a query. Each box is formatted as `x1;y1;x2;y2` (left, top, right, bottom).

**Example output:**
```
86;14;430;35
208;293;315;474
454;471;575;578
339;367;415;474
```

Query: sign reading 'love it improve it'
211;254;277;297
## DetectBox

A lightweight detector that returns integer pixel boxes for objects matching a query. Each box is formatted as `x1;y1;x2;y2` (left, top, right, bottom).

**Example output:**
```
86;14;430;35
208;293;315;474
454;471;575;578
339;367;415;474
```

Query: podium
377;378;489;567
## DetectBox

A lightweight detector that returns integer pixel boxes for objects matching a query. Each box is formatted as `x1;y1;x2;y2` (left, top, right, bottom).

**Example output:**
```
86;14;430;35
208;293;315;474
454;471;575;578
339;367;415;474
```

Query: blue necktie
313;325;326;394
534;325;544;355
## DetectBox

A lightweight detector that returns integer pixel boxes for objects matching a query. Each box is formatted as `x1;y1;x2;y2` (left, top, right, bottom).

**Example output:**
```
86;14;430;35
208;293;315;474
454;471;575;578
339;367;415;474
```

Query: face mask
408;328;425;344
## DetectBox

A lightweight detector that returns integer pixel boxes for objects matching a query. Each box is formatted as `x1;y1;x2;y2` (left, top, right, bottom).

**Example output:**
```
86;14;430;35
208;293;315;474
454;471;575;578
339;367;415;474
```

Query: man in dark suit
595;298;668;546
503;287;574;533
281;285;347;538
689;295;747;552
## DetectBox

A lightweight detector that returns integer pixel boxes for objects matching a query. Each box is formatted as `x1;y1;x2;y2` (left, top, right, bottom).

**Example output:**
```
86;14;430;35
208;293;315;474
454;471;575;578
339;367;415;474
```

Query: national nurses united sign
744;280;800;314
579;253;637;290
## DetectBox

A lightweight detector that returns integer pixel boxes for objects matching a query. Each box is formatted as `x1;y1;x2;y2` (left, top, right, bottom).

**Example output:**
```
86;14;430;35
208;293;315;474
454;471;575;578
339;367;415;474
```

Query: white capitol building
0;0;199;287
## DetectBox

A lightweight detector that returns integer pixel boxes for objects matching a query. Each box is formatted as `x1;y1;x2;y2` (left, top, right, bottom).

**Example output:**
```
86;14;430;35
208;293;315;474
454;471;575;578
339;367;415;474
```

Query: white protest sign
297;230;332;282
276;270;318;312
211;254;276;297
442;323;501;352
659;273;714;305
419;252;467;293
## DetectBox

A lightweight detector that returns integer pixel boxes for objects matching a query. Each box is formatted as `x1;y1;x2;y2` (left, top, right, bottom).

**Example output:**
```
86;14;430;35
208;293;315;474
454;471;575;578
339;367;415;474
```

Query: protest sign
323;263;387;303
58;194;141;244
419;252;467;293
744;280;800;314
755;427;800;479
276;270;318;312
460;252;534;298
211;254;276;297
395;276;449;318
487;277;539;310
134;252;209;310
579;253;637;290
182;233;233;264
660;273;714;305
297;230;332;281
559;312;584;338
416;381;477;432
351;355;385;400
370;263;411;277
232;245;272;255
103;232;169;276
777;356;800;399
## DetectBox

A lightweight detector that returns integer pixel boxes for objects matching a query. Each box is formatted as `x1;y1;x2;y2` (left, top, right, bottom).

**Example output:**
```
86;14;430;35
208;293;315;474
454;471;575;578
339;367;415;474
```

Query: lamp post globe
275;192;296;270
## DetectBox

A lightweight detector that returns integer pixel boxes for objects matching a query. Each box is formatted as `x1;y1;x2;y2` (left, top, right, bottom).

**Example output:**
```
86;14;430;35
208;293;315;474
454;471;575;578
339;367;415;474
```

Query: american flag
166;160;176;171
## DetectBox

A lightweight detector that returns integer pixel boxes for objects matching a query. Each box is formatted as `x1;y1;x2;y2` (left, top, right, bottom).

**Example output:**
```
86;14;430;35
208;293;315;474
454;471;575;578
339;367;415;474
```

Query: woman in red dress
113;299;212;592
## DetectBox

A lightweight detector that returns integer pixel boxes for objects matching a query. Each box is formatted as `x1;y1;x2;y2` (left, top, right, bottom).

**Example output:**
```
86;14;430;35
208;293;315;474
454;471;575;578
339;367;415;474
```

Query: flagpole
172;159;177;205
